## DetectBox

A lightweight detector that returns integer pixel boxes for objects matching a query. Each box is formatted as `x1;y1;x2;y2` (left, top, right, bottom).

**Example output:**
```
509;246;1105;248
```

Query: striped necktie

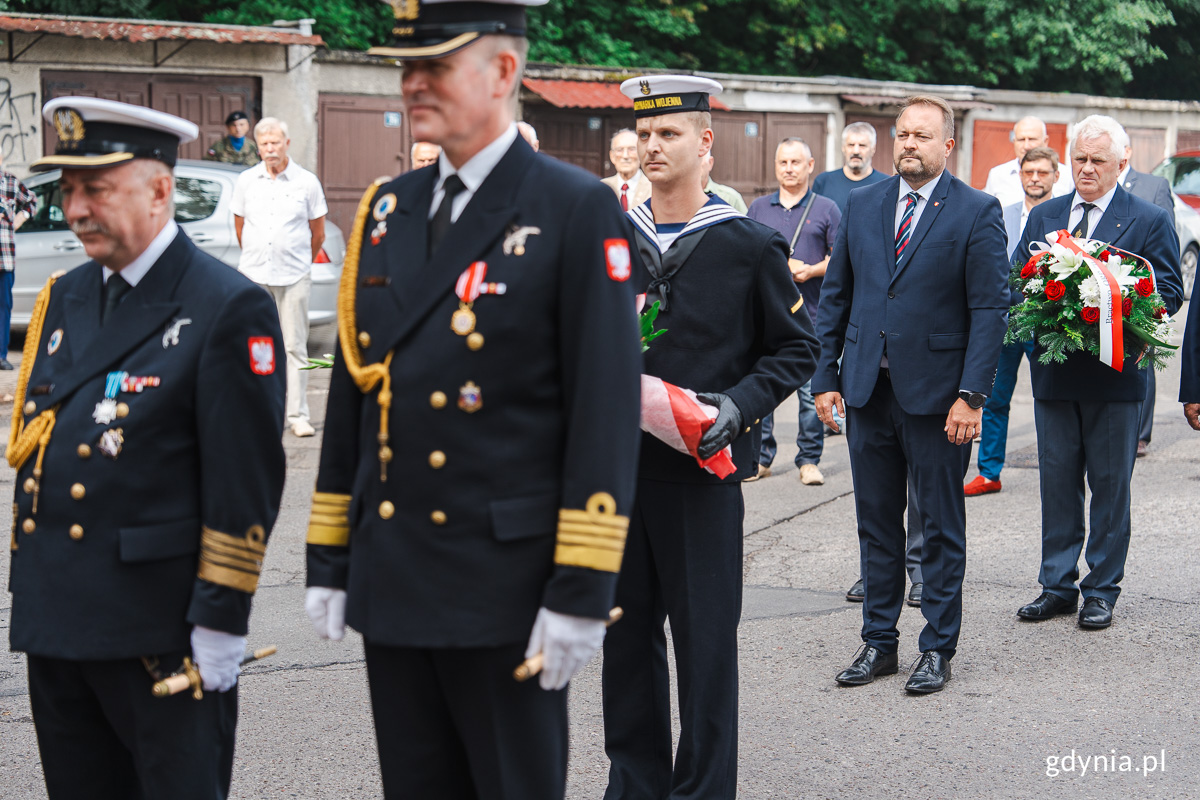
895;191;919;262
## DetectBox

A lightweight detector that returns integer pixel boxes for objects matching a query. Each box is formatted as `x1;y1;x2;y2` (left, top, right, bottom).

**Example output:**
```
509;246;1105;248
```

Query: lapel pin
47;329;63;355
503;225;541;256
162;318;192;349
373;192;398;221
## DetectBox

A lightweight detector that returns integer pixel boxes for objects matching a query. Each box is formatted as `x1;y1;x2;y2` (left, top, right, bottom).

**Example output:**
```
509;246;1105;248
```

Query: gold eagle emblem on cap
53;108;85;150
389;0;419;20
639;80;652;96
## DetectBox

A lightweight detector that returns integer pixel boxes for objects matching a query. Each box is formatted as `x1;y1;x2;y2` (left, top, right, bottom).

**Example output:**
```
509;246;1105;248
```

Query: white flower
1155;322;1174;341
1025;278;1044;294
1045;243;1084;279
1078;275;1101;307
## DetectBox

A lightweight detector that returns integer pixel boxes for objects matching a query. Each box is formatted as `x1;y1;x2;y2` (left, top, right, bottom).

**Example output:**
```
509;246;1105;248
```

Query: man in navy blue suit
1014;115;1182;631
1181;265;1200;429
814;95;1010;694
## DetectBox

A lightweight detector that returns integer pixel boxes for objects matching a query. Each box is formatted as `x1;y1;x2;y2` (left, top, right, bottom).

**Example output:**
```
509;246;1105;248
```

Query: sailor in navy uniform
601;75;819;800
8;98;286;799
303;2;642;798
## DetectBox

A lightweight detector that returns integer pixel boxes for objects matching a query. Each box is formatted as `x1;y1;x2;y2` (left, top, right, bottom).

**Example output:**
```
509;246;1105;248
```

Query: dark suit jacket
1180;270;1200;401
9;231;287;660
813;171;1011;415
1015;187;1183;402
307;136;643;647
1123;168;1175;227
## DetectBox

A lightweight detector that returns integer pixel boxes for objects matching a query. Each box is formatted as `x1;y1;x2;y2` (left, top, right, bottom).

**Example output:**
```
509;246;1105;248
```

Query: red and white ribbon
1053;231;1124;371
455;261;488;302
640;375;737;479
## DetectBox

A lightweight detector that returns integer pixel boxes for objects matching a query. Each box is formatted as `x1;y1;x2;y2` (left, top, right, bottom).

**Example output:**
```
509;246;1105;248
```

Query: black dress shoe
835;645;898;686
845;578;865;602
0;358;13;370
905;651;951;694
906;582;922;607
1078;597;1113;629
1017;592;1076;621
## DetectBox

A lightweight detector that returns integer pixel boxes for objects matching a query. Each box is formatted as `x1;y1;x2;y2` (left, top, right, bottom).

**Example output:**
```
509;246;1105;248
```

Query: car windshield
1154;156;1200;195
16;174;224;229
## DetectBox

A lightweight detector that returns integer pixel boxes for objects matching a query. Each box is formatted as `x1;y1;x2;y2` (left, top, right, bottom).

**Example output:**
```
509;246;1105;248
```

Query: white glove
305;587;347;641
190;626;246;692
524;607;607;691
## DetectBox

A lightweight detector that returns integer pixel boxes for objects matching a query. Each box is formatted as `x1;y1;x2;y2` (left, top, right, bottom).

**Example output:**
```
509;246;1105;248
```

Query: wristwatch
959;391;987;409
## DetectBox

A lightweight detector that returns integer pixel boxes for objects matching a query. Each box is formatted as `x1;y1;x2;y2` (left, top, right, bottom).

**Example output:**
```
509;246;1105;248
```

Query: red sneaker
964;475;1002;496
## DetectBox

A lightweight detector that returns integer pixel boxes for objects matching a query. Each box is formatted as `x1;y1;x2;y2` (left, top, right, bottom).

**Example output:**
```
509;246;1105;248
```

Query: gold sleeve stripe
198;525;266;594
790;296;804;314
307;491;351;547
554;492;629;574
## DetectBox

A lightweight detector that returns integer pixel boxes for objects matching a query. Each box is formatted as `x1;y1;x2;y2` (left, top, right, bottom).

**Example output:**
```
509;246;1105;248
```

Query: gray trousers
1034;399;1138;605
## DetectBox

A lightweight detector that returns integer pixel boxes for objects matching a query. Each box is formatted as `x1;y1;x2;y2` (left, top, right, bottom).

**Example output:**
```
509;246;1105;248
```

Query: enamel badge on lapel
503;225;541;256
162;318;191;349
98;427;124;459
47;329;63;355
458;381;483;413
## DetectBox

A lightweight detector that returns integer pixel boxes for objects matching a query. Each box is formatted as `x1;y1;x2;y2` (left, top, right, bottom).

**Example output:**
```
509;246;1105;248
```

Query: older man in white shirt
232;117;328;437
983;116;1073;208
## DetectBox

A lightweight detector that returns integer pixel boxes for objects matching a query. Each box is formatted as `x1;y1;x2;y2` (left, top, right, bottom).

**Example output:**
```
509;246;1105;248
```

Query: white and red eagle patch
605;238;632;282
248;337;276;375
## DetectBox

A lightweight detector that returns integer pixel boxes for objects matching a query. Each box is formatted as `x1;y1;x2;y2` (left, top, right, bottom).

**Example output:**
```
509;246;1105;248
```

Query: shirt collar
435;123;520;196
771;188;810;208
1072;183;1119;215
899;174;940;205
102;220;178;287
255;157;296;180
1119;165;1132;184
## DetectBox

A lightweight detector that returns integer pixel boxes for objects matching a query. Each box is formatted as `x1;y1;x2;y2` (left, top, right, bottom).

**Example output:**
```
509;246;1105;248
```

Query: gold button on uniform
430;391;447;409
23;401;35;415
429;450;446;469
69;525;84;540
431;510;447;526
358;331;372;348
70;483;86;500
77;444;92;459
23;478;35;494
21;519;35;534
466;332;484;351
115;402;130;418
379;500;395;520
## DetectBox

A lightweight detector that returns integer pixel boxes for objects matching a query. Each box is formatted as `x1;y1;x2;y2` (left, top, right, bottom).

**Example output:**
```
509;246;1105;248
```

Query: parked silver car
1175;193;1200;300
13;160;345;329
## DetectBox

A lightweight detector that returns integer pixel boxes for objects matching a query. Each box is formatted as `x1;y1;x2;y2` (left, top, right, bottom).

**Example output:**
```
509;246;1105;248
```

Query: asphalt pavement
1;316;1198;799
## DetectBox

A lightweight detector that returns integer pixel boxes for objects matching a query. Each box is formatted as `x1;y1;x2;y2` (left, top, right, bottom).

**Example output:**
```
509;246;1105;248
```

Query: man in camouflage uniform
204;110;260;167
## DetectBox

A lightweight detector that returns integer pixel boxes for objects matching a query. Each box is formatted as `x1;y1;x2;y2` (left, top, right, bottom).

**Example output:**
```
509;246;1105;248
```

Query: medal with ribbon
451;262;507;336
93;371;125;425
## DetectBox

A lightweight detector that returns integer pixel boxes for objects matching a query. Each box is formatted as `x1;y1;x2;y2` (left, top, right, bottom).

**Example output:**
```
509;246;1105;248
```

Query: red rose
1020;262;1038;279
1081;306;1100;325
1136;277;1154;297
1044;280;1066;302
1154;306;1167;320
1122;297;1133;317
1097;249;1111;260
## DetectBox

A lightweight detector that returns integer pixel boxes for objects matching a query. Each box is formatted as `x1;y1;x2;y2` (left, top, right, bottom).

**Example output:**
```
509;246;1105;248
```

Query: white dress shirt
1067;184;1118;238
894;175;941;237
430;123;520;223
231;158;328;286
984;158;1074;208
103;220;178;286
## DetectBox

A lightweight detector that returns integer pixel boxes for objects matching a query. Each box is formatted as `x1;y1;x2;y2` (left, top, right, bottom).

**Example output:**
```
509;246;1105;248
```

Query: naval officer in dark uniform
303;2;642;798
601;75;818;800
8;98;286;799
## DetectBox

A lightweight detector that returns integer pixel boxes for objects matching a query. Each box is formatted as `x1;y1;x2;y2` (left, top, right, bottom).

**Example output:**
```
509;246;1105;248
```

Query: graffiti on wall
1;80;39;167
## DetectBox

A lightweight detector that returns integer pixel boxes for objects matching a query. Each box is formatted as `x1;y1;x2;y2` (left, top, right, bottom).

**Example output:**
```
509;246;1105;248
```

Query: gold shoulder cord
337;178;396;481
8;276;61;515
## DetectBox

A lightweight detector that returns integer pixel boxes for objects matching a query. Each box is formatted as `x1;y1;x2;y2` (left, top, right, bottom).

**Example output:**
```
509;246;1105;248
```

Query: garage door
317;93;409;237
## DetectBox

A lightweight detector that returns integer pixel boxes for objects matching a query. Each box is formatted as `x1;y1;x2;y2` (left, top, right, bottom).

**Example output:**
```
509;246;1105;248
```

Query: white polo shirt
231;157;328;286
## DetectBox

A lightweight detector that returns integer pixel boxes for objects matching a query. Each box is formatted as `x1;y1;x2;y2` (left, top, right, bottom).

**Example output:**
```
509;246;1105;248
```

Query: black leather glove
696;392;744;461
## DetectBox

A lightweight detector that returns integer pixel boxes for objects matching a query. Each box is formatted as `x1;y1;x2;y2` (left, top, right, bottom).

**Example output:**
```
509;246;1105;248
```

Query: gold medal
451;303;476;336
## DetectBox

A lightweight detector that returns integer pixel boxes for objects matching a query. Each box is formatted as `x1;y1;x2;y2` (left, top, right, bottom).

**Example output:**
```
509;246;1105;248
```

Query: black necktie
101;274;131;325
428;174;466;257
1072;202;1096;239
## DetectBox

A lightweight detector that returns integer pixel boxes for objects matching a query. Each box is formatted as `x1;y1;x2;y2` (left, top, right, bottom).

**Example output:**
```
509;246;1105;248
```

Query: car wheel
1184;244;1198;301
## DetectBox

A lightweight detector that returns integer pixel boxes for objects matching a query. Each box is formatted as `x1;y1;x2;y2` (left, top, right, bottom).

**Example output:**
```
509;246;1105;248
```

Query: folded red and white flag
640;375;737;479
